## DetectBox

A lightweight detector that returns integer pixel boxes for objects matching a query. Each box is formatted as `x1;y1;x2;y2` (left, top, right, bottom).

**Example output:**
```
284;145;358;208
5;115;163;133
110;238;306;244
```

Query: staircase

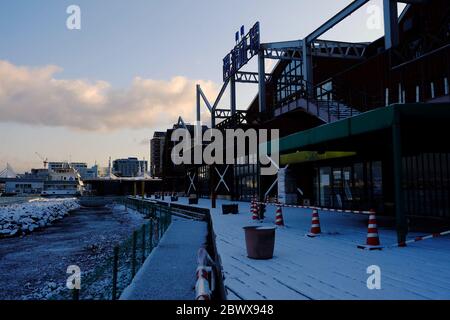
274;83;361;123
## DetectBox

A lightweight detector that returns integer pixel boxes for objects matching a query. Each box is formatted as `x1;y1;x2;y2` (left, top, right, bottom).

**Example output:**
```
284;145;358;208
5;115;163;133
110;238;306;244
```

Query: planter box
222;204;239;215
243;226;276;260
189;197;198;205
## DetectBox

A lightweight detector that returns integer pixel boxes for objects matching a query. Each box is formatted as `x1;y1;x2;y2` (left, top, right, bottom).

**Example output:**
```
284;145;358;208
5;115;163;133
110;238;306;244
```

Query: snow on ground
0;204;146;300
157;197;450;300
121;217;207;300
0;198;80;237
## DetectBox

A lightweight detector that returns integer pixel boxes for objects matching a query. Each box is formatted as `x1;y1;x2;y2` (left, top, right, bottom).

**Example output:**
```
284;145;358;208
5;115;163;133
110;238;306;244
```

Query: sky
0;0;404;173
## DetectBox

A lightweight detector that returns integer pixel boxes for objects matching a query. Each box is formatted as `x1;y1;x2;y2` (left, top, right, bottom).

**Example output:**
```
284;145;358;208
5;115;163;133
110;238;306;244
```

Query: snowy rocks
0;198;80;238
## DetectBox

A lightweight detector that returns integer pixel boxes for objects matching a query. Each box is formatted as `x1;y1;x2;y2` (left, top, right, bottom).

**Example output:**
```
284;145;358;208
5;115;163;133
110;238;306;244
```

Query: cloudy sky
0;0;402;172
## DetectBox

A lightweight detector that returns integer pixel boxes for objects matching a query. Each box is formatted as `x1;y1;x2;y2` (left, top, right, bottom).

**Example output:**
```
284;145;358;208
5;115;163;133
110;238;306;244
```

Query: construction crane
35;152;48;169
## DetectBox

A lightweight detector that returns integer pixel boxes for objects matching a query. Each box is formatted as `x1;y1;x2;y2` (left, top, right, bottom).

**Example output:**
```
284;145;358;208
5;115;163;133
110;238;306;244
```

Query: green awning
280;151;356;166
275;103;450;154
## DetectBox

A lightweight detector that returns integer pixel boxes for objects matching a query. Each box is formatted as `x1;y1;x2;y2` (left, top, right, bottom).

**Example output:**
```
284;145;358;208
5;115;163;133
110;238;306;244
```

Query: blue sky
0;0;399;172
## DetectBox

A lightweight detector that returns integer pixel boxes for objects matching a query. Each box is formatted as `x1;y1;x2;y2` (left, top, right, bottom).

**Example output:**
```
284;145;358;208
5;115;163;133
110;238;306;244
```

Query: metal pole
72;288;80;301
258;50;266;113
230;76;237;115
149;220;153;251
196;84;201;122
383;0;399;50
141;224;146;263
302;39;313;92
392;111;407;244
112;246;119;300
131;231;137;278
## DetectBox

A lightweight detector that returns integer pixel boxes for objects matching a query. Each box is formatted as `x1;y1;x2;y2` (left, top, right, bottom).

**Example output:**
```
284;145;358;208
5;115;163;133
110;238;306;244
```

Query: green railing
51;197;172;300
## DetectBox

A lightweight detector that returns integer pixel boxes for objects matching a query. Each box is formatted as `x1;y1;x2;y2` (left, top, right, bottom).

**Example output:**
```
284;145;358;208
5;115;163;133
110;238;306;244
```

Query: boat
78;196;109;208
41;163;84;197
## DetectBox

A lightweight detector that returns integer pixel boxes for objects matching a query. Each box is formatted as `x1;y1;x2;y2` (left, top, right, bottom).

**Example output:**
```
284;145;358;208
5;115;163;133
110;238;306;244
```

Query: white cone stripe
368;224;378;228
367;233;379;237
312;224;320;227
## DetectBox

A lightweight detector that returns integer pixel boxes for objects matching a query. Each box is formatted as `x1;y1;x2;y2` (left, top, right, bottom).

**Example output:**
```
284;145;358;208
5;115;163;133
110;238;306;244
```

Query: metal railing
273;79;366;123
51;198;172;300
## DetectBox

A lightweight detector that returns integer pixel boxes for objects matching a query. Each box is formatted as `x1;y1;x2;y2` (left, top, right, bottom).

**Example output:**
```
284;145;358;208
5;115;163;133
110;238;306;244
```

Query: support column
383;0;399;50
211;165;216;209
196;84;201;122
302;39;313;95
392;111;407;244
258;51;266;113
230;76;237;115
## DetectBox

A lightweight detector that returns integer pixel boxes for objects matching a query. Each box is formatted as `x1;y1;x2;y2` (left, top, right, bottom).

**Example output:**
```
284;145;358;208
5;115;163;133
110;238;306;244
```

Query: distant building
113;158;148;177
4;178;45;195
150;132;166;178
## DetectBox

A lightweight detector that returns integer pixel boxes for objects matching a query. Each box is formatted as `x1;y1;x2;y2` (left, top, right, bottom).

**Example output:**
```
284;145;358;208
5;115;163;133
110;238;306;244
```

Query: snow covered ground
157;197;450;300
0;204;145;300
120;217;207;300
0;198;80;237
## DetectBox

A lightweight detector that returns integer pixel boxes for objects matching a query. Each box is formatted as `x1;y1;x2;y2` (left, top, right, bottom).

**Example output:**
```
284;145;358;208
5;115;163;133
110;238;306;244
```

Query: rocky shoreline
0;199;80;238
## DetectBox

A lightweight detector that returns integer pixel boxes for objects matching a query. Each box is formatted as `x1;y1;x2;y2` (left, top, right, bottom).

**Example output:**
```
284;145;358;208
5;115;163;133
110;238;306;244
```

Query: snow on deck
159;197;450;300
120;217;207;300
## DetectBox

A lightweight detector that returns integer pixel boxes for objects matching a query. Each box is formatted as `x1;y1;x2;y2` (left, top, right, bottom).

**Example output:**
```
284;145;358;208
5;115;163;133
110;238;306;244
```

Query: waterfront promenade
156;197;450;300
120;217;207;300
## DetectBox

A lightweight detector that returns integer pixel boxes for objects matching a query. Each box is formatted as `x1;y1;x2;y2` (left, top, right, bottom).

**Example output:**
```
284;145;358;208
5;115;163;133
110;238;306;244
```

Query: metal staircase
274;80;362;123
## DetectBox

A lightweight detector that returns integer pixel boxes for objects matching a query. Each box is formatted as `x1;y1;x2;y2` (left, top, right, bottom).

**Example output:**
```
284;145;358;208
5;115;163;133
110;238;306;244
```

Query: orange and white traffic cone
358;210;383;250
307;208;321;237
251;197;259;220
275;204;285;227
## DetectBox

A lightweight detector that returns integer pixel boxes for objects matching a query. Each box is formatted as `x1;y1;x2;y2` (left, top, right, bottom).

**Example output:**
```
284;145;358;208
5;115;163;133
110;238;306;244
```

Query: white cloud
0;60;219;131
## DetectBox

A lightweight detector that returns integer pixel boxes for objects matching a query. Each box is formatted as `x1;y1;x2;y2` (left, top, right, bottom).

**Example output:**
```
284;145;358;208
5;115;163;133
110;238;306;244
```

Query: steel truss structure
196;0;413;129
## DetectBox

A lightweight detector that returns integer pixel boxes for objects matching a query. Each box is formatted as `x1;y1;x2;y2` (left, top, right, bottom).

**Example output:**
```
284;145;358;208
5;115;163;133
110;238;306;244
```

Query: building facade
150;132;166;178
175;0;450;243
113;158;148;177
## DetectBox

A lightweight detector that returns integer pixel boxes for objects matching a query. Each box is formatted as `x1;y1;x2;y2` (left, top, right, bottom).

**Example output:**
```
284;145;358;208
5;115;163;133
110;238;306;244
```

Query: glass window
319;167;331;207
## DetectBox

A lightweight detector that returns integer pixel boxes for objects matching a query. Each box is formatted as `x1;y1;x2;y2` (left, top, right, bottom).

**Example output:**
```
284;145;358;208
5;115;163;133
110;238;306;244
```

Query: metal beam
230;76;236;115
196;78;230;128
384;0;400;49
235;71;304;85
196;84;201;122
198;86;212;112
261;40;303;49
311;40;368;59
306;0;370;43
263;47;303;61
302;39;313;87
212;78;229;111
258;50;266;113
214;109;233;119
235;71;271;84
